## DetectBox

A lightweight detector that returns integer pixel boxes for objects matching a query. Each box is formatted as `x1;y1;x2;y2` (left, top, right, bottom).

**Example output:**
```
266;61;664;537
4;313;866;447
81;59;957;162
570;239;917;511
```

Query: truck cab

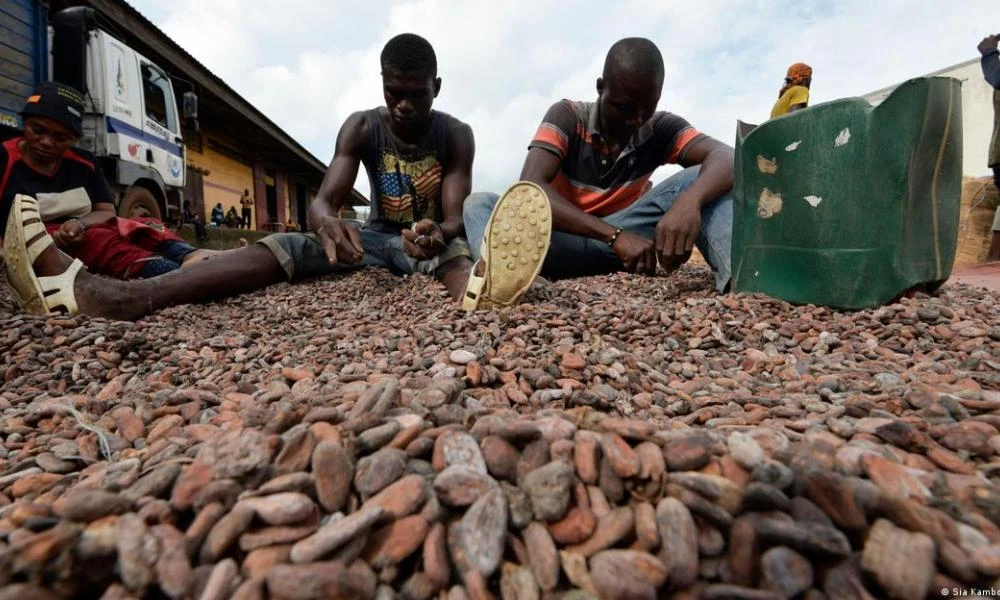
81;27;187;220
1;3;193;223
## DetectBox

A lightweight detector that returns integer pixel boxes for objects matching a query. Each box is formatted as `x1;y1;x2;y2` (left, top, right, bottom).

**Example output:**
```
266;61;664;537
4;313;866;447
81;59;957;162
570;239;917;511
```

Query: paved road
950;261;1000;292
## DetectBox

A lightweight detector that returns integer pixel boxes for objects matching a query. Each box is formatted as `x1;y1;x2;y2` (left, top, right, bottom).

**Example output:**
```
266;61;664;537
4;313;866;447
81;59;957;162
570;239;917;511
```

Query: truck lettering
145;119;167;137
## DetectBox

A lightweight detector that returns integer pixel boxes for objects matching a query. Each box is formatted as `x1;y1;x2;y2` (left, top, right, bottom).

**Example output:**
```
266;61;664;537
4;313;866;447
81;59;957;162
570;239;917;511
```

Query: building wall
186;140;254;225
185;134;309;231
864;60;994;177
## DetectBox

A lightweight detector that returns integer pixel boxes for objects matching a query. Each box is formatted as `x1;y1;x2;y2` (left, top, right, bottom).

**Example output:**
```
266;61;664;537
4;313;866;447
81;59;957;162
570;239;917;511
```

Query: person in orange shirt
770;63;812;119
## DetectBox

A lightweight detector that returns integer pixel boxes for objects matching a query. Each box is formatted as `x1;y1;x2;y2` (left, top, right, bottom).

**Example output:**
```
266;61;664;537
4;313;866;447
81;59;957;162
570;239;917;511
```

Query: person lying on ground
2;34;475;320
462;37;733;311
0;83;215;279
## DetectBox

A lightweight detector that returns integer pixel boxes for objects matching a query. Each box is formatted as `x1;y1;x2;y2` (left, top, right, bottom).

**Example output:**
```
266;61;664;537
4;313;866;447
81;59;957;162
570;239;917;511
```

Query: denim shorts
258;228;471;281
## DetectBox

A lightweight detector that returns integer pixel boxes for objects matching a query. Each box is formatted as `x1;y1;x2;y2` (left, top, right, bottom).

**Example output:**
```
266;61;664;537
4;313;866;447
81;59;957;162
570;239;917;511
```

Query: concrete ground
950;261;1000;293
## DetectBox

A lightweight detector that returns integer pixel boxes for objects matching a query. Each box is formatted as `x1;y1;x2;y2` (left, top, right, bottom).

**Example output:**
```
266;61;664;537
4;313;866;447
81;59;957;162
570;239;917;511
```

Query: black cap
21;82;84;136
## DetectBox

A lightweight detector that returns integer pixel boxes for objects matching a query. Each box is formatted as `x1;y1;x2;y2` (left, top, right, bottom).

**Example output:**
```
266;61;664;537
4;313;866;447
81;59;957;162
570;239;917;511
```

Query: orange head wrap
785;63;813;86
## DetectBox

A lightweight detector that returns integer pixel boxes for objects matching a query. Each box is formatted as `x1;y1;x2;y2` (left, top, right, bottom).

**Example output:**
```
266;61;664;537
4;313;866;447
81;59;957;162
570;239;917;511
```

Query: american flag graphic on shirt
377;151;442;224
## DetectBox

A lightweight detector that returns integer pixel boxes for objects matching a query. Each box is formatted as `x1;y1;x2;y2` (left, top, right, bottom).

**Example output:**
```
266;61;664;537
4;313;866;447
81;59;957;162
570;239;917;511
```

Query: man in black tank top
257;33;476;299
3;34;477;320
260;33;475;300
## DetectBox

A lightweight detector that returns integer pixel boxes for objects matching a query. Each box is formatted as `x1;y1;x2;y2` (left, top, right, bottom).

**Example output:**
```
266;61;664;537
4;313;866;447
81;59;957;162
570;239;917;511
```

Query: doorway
265;172;277;228
295;183;307;230
184;166;205;219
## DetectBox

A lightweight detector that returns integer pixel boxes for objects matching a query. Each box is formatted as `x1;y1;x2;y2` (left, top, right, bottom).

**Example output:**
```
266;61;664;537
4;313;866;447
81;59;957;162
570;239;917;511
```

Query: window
141;62;177;132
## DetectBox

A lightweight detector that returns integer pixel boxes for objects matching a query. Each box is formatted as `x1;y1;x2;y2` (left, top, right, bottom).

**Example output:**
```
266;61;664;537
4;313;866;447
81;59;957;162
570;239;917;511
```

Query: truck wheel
120;187;162;220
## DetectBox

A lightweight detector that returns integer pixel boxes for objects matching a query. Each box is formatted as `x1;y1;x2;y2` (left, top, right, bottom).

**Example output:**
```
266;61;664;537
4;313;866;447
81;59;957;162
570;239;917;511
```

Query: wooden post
253;159;267;231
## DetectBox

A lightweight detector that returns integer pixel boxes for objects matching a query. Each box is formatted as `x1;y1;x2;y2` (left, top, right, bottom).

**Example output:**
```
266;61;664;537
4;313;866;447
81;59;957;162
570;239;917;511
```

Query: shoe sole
463;181;551;310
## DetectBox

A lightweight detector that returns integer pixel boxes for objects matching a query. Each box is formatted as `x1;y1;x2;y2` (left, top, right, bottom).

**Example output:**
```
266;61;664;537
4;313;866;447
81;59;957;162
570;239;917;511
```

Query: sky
129;0;995;206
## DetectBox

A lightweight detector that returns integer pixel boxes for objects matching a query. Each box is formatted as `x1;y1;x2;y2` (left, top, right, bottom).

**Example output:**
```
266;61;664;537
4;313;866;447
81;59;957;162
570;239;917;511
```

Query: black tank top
362;108;456;233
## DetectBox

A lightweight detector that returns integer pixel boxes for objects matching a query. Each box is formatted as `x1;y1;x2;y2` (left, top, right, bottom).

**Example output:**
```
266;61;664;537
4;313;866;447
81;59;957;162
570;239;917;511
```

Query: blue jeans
259;228;471;280
463;167;733;292
134;240;198;279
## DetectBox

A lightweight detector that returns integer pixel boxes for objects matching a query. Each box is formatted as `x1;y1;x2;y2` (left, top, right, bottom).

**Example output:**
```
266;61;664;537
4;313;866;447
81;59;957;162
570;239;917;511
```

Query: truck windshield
140;62;177;133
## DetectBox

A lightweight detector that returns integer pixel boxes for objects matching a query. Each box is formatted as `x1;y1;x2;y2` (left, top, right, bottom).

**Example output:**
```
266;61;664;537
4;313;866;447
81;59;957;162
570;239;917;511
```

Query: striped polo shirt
529;100;704;216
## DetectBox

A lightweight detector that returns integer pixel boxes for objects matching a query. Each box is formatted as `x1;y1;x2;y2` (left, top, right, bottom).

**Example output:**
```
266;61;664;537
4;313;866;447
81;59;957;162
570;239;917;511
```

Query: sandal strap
37;259;83;314
17;197;54;264
462;268;486;312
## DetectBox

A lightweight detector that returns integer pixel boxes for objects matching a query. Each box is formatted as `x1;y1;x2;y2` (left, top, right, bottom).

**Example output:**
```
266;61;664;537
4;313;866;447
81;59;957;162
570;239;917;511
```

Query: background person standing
240;188;254;229
980;33;1000;261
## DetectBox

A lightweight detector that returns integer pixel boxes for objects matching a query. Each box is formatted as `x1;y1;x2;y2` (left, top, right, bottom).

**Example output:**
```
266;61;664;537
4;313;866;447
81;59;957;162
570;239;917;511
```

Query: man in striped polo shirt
464;37;733;293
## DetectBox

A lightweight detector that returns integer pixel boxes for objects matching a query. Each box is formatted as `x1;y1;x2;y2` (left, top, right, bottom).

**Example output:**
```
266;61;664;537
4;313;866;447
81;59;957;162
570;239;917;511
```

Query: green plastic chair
732;77;963;309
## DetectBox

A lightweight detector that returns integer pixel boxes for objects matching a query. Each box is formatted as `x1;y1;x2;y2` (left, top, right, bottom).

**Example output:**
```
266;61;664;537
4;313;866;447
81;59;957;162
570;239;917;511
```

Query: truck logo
168;156;182;178
115;58;127;101
127;143;138;157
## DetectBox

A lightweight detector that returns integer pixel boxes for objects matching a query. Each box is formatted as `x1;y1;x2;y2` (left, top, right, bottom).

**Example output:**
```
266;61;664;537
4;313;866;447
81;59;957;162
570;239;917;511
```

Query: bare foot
25;236;147;320
439;256;474;302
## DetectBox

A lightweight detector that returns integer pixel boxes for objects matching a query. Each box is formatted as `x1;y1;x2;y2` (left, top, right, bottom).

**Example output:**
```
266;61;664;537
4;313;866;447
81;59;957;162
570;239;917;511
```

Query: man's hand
314;215;363;265
52;220;85;248
980;34;999;55
656;199;701;271
611;230;657;274
402;219;447;260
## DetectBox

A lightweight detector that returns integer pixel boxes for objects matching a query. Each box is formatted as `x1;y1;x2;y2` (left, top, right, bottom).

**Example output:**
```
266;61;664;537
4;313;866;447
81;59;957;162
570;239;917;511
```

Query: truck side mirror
182;92;199;134
182;92;198;119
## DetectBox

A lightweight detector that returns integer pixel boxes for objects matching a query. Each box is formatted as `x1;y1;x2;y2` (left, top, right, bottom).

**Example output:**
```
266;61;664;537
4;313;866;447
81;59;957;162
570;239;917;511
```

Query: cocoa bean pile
0;266;999;599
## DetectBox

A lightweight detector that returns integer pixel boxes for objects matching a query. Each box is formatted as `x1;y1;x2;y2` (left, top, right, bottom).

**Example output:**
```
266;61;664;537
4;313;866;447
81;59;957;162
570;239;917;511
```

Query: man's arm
85;158;117;222
980;34;1000;88
307;112;369;265
520;148;657;274
786;87;810;114
655;136;734;262
82;157;117;224
82;203;116;223
438;120;475;241
400;119;474;260
676;137;735;208
520;148;614;240
308;112;366;226
53;156;116;247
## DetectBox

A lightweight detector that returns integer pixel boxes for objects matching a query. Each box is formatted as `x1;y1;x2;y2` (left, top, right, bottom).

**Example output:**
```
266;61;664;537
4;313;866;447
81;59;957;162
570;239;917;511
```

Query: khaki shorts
258;229;471;281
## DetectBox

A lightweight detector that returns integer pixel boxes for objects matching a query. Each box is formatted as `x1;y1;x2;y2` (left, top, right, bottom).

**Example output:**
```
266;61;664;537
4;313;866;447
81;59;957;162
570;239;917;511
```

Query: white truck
1;3;196;222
